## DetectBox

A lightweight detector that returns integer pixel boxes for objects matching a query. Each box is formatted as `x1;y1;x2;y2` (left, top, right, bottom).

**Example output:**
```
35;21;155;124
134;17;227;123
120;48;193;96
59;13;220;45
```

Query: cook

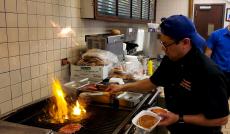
106;15;229;134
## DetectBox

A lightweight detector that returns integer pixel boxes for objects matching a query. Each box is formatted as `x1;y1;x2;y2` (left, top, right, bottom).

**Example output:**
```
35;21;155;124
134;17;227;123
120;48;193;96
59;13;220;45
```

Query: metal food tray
116;92;143;107
63;79;91;95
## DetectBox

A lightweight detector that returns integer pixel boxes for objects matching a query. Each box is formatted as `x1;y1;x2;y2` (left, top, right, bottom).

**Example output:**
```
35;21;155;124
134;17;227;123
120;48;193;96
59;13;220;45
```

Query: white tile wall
32;77;40;91
32;89;40;101
8;42;19;57
0;0;5;12
0;86;11;103
18;14;28;27
12;96;22;109
19;42;29;55
22;80;31;94
0;28;7;43
0;13;6;27
0;0;144;116
7;28;18;42
20;55;30;68
19;28;29;41
9;56;20;70
6;13;17;27
0;58;9;73
22;93;32;105
10;70;21;84
11;83;22;98
0;100;12;114
0;43;8;58
21;67;31;81
5;0;17;13
31;65;39;78
17;0;27;14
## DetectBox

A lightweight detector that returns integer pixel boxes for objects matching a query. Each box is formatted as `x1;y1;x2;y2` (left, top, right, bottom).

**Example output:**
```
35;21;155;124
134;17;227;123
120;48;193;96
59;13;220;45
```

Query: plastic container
125;55;138;62
116;92;143;107
132;110;161;132
109;77;124;84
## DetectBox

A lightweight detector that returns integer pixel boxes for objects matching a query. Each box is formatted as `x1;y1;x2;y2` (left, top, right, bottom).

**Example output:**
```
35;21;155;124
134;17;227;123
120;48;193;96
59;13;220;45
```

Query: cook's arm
122;78;156;91
159;112;228;127
184;114;228;126
107;78;156;92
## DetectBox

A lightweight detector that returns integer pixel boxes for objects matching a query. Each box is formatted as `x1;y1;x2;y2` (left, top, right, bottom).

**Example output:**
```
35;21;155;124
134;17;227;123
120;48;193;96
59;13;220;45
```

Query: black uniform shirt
150;47;229;134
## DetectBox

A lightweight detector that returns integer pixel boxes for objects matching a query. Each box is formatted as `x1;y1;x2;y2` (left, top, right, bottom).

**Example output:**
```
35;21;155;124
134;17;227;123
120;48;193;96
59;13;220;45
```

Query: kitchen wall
0;0;145;116
155;0;230;27
155;0;189;23
194;0;230;27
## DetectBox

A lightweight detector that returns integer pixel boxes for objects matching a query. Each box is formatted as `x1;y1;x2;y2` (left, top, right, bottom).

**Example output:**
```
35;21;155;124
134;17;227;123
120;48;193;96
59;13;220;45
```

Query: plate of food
132;110;161;132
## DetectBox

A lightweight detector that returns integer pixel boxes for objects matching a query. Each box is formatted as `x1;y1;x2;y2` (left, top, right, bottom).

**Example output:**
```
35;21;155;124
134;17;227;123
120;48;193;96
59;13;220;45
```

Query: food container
132;110;161;132
116;92;143;107
63;79;90;95
70;64;112;82
147;106;168;115
78;92;111;104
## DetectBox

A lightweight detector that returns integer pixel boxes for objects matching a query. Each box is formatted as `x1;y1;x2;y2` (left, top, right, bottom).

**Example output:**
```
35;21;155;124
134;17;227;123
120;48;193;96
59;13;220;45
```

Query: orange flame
50;79;68;123
72;100;86;116
49;79;86;124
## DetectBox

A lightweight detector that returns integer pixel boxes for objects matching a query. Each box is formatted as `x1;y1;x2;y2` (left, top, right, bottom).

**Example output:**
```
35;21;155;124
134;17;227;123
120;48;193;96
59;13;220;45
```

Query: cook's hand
157;111;179;126
105;84;123;93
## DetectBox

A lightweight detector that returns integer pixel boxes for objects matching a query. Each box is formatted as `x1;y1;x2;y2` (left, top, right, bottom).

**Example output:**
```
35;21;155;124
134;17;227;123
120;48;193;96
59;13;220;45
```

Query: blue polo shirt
206;27;230;73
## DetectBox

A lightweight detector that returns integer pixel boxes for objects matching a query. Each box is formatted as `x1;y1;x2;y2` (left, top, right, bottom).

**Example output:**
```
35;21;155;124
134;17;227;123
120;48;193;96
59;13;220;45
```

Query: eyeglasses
160;41;176;48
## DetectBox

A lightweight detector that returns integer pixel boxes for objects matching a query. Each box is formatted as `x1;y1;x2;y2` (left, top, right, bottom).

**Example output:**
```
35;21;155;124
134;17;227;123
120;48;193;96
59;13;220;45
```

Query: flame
48;79;87;124
50;79;69;123
58;27;75;37
49;20;78;46
72;101;86;116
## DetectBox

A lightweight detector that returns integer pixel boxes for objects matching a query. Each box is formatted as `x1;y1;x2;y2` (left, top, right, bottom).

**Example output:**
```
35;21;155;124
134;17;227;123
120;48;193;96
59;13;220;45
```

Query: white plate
132;110;161;132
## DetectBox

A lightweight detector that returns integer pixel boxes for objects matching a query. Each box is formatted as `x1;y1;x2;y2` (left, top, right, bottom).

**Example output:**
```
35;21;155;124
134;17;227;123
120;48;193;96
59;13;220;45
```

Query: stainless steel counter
0;120;56;134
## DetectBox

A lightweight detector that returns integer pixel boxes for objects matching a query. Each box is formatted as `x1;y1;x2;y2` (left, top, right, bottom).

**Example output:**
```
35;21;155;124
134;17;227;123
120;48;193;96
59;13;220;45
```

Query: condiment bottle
147;59;153;76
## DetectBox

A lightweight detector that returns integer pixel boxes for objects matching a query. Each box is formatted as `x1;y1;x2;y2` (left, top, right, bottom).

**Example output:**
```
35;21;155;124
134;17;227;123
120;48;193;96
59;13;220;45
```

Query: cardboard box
70;64;111;82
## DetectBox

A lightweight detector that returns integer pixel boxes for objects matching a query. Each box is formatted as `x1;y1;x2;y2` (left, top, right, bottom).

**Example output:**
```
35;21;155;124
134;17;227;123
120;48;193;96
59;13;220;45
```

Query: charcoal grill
1;91;158;134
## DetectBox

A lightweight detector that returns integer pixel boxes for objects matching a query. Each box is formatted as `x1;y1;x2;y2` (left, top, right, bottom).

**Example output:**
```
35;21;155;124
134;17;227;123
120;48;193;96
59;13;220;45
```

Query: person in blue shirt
205;24;230;96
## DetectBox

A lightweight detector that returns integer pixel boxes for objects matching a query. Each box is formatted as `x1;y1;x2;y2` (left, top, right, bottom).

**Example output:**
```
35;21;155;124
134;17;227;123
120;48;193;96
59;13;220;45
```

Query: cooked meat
82;83;108;91
109;73;134;80
77;56;108;66
59;123;82;134
84;84;98;91
137;115;157;129
95;84;108;91
151;108;167;115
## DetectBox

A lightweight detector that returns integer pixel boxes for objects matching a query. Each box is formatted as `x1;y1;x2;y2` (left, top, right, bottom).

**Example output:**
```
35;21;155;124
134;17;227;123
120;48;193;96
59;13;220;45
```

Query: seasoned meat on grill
83;84;98;91
83;83;108;91
95;84;109;91
59;123;82;134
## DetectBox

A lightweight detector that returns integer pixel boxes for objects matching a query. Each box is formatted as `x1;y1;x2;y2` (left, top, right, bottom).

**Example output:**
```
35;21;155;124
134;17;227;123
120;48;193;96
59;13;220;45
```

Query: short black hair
160;17;167;22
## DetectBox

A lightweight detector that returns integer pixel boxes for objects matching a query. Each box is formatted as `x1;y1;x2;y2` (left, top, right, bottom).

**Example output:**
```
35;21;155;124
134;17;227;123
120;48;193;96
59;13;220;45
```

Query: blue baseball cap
160;15;206;52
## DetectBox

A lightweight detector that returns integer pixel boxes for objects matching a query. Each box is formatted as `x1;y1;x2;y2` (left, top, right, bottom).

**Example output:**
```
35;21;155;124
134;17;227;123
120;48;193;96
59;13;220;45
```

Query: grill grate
4;99;131;134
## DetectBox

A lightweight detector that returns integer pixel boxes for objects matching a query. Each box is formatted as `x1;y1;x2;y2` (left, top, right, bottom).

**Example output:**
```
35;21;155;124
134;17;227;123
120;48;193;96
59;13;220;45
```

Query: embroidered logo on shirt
180;79;191;91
